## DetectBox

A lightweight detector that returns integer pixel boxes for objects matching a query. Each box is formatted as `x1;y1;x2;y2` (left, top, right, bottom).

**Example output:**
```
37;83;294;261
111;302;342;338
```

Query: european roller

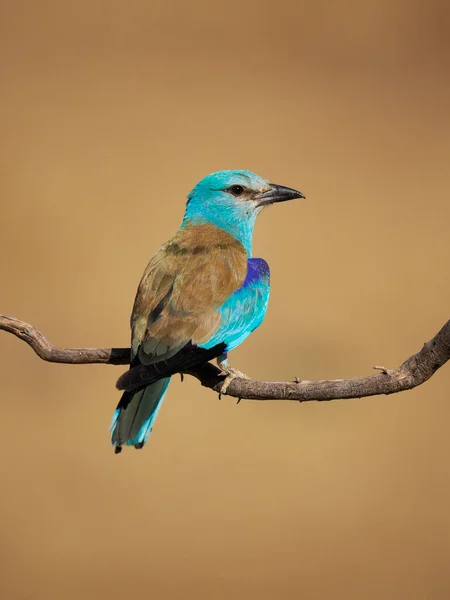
111;170;304;453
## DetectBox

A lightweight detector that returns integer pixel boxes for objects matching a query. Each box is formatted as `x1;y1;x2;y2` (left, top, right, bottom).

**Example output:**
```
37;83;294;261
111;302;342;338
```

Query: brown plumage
131;222;248;366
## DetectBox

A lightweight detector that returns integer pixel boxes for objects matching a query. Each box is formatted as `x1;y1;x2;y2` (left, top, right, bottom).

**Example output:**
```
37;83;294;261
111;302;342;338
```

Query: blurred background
1;0;449;598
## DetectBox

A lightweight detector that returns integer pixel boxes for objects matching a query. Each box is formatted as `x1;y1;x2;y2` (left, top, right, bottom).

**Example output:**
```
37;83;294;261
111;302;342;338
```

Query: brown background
1;1;449;599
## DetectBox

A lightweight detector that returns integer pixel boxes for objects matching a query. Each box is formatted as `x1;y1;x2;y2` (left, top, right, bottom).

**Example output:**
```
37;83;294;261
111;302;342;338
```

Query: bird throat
181;205;256;256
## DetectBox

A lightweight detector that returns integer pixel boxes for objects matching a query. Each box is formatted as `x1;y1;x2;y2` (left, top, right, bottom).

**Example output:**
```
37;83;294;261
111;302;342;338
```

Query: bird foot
219;366;250;395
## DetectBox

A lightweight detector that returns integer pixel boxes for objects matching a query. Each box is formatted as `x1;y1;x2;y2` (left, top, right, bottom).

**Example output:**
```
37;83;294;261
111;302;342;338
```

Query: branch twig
1;314;448;402
0;315;130;364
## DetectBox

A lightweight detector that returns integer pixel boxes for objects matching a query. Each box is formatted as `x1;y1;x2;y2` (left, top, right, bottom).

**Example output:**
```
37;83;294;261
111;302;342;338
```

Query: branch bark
0;314;449;402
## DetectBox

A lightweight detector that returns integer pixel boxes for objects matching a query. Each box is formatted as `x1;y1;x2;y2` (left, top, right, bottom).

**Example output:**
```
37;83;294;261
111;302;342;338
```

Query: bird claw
219;367;250;395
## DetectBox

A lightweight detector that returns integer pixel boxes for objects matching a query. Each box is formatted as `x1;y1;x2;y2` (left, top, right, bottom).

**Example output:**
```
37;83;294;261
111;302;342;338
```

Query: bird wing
199;258;271;353
131;223;248;365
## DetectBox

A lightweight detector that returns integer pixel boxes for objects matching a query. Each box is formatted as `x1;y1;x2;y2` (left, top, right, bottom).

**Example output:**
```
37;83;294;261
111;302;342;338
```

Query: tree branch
0;314;448;402
0;315;130;365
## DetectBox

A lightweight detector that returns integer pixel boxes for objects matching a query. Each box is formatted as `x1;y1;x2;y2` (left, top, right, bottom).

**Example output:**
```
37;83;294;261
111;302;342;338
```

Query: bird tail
110;377;171;453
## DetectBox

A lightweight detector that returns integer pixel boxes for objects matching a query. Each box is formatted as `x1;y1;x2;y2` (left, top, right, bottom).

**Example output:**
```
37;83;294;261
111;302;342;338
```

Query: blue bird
111;170;304;453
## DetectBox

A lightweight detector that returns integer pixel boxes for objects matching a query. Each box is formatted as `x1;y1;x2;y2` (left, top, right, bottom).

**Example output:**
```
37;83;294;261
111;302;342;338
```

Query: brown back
131;222;248;365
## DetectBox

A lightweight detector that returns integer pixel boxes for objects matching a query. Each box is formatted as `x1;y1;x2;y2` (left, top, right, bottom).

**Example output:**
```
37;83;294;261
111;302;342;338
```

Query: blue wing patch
200;258;270;352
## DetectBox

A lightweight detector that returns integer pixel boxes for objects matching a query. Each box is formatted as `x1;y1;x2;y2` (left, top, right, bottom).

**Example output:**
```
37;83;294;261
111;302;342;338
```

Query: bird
110;169;304;453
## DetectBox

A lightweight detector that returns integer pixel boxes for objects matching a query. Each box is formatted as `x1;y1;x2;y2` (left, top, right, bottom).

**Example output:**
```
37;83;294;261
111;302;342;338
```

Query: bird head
183;170;304;255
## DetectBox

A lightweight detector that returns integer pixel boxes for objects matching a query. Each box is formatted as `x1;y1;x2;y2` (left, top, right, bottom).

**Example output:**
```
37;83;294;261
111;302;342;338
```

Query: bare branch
0;314;448;402
0;315;130;365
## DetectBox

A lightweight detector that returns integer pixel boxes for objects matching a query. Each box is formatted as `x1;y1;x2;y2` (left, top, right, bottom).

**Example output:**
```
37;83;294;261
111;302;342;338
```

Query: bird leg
217;353;250;395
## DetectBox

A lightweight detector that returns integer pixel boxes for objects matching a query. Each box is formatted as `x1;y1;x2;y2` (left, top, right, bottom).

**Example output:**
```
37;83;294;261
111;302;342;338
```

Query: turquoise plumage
111;170;304;452
202;258;270;352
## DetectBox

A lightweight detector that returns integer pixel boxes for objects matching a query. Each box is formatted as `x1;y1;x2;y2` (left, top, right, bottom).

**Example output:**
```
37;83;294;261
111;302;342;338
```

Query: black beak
256;183;305;207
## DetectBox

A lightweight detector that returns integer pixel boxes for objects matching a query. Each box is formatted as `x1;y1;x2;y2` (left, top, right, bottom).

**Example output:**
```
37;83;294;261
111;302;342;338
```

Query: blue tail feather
110;377;171;452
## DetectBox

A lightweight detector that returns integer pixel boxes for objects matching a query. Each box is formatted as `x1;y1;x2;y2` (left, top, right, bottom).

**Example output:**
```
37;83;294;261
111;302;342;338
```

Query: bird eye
228;185;245;196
